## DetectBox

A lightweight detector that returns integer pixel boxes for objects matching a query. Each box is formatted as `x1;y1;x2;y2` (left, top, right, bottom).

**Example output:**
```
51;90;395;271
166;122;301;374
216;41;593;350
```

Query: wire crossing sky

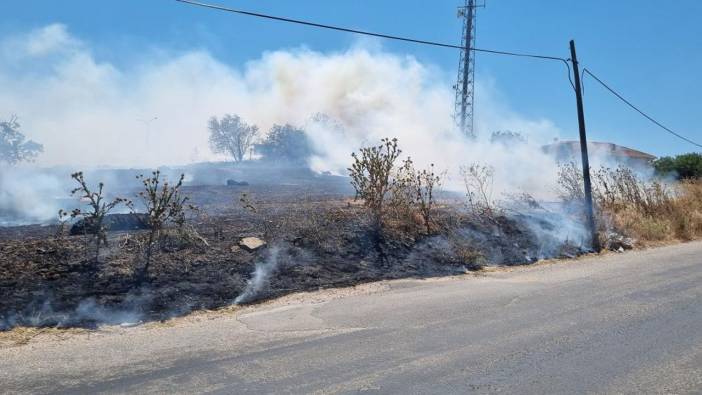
582;69;702;149
175;0;567;61
2;0;701;156
175;0;702;150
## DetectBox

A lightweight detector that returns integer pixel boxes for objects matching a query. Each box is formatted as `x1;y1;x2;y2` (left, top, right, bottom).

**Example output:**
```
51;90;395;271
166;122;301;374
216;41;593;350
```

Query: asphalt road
2;242;702;394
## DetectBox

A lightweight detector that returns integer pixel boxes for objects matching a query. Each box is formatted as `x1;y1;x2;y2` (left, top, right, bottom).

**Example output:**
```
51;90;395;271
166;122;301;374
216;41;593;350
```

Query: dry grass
600;178;702;243
0;327;89;348
560;163;702;245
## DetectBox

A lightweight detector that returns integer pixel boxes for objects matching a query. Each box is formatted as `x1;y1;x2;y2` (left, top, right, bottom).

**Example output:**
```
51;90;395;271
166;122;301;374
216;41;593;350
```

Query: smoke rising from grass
0;292;149;330
235;247;280;304
0;166;64;225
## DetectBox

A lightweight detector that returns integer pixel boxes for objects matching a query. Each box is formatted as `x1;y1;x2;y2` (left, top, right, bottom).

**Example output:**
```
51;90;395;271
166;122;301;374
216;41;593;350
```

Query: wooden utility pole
569;40;600;251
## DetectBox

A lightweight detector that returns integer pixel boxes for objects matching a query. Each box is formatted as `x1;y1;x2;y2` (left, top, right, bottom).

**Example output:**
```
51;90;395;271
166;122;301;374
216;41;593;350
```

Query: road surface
2;242;701;394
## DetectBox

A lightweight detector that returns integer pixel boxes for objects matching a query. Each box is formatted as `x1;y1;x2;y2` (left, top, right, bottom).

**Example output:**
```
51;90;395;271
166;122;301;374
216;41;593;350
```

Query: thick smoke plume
1;24;564;200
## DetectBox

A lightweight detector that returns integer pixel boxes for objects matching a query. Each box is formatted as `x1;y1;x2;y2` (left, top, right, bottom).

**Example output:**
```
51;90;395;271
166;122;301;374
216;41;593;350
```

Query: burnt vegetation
5;133;692;331
135;171;199;281
58;172;131;263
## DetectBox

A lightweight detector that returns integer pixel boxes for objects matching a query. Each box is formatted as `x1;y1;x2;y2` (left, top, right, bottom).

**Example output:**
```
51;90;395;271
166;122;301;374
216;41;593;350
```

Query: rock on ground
239;237;266;252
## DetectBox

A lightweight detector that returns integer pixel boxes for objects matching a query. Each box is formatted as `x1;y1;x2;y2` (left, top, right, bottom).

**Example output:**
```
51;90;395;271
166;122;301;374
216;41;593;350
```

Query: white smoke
1;23;567;217
235;247;280;304
0;165;64;226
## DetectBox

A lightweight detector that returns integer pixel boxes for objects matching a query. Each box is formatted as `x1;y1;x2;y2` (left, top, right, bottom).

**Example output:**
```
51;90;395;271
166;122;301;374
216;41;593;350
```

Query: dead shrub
135;171;197;280
388;158;442;235
348;137;401;230
59;172;131;263
460;163;499;220
413;164;442;234
557;162;585;203
388;157;417;225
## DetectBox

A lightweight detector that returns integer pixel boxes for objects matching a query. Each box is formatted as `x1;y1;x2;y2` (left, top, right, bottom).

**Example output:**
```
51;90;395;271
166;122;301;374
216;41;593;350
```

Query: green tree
653;153;702;179
256;124;311;164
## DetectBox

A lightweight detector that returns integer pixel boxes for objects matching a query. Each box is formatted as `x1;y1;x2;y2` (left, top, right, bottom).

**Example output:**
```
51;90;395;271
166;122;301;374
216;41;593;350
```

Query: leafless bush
388;158;415;211
348;138;402;230
557;162;585;203
59;172;131;263
389;158;442;234
414;164;442;233
136;171;196;280
461;164;498;219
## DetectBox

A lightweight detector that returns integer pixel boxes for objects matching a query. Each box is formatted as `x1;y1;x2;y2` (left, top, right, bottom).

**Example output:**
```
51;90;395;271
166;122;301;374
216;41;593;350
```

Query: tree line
4;113;702;181
208;114;312;165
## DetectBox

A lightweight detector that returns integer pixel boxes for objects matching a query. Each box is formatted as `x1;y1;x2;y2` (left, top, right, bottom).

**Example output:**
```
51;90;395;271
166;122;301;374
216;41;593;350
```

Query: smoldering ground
0;24;604;330
0;180;593;331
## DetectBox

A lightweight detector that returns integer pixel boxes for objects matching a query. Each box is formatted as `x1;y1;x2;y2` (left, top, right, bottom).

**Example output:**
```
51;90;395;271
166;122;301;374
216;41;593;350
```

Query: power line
174;0;574;92
174;0;567;62
582;68;702;149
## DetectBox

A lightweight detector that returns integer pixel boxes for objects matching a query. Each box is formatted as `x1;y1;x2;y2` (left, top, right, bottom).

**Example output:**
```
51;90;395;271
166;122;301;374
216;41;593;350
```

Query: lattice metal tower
455;0;484;139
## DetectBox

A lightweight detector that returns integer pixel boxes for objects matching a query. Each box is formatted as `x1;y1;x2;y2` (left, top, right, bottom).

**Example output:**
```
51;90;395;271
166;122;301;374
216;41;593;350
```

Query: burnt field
0;167;586;330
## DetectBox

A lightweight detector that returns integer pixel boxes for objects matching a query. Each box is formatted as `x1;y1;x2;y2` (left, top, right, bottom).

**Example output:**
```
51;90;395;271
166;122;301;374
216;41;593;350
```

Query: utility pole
569;40;600;252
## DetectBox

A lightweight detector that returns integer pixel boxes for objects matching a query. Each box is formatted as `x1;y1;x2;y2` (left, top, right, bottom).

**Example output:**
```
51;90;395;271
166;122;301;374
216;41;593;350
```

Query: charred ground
0;166;584;330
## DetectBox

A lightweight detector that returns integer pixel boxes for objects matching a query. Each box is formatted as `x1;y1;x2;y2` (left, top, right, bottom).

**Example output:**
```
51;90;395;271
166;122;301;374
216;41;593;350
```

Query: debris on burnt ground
602;231;635;252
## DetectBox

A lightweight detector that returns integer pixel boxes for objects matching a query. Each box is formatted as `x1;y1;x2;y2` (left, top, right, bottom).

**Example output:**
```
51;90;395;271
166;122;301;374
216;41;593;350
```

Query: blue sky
3;0;701;157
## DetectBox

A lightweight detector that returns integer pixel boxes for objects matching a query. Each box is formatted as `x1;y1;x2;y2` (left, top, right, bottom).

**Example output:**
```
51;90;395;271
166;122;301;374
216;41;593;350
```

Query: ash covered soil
0;166;584;330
